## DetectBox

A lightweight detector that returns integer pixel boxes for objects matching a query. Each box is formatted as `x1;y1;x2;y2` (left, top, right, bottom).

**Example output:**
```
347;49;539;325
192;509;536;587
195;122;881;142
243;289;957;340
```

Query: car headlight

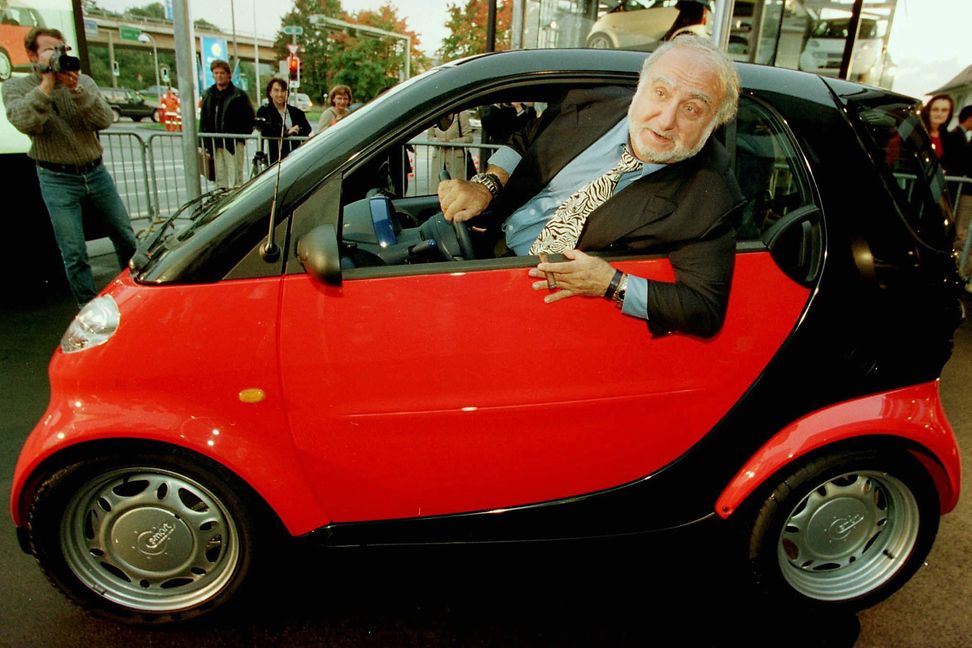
60;295;120;353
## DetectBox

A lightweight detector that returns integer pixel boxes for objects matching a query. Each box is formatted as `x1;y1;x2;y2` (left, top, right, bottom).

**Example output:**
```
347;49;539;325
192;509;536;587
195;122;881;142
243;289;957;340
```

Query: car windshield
852;98;954;252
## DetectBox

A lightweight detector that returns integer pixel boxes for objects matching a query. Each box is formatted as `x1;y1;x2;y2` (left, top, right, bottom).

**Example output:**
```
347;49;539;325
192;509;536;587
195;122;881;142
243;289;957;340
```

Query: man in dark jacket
437;35;741;338
200;59;254;187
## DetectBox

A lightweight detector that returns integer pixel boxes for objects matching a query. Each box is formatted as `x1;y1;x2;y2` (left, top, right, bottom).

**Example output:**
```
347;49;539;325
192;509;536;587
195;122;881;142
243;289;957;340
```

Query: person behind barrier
316;84;352;133
255;78;312;163
2;27;137;308
200;59;255;188
437;35;742;338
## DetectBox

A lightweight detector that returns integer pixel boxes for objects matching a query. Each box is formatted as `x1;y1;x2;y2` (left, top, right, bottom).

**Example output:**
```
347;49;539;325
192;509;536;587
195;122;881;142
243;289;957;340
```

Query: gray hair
639;34;740;126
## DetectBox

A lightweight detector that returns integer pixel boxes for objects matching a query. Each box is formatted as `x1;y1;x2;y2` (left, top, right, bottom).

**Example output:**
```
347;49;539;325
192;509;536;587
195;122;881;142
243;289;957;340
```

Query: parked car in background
0;1;45;81
98;87;160;123
138;84;177;105
798;17;885;81
11;49;964;626
292;92;313;111
586;0;707;49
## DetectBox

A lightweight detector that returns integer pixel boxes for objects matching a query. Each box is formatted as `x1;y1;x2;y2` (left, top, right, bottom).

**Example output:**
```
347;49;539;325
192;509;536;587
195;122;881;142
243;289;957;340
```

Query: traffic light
288;55;299;83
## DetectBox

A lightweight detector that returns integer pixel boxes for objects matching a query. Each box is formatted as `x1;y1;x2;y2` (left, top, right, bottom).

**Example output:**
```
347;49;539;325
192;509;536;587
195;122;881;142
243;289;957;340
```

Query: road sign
282;25;303;36
111;61;120;77
83;19;98;37
119;26;142;42
287;43;298;55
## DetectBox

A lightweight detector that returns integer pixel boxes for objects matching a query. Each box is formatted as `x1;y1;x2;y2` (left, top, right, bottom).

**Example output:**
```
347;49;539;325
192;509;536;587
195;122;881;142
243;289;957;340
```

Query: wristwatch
470;172;502;198
613;273;628;309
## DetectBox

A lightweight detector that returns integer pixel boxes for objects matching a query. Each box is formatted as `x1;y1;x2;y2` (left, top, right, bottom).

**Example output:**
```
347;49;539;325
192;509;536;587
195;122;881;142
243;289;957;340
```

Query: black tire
26;449;258;624
744;448;939;612
132;115;144;123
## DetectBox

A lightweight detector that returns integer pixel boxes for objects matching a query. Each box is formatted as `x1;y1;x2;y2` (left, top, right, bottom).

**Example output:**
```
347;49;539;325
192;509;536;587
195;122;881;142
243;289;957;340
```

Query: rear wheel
26;450;258;624
111;107;122;123
745;449;939;611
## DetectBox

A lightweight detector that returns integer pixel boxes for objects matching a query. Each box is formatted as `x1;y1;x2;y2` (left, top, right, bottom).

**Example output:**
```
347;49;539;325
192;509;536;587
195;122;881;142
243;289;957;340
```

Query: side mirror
297;224;342;285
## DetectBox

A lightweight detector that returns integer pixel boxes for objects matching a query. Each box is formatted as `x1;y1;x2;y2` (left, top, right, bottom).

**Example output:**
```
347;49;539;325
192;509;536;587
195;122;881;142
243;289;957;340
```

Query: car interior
334;80;821;285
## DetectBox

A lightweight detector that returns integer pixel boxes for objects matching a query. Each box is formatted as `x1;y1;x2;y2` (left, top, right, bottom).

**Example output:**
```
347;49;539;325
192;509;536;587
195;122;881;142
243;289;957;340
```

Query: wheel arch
14;438;291;540
715;382;959;519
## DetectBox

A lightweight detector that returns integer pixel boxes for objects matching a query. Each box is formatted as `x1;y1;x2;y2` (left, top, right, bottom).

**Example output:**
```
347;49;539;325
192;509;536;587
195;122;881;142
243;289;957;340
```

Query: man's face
28;34;66;67
212;67;230;89
627;47;723;164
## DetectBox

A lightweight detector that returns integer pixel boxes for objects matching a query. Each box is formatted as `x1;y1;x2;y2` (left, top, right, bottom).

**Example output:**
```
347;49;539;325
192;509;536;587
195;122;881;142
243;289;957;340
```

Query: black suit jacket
491;86;743;338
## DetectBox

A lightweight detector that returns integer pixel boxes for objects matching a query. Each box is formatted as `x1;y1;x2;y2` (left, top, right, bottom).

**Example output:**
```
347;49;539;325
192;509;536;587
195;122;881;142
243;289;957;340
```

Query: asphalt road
1;259;970;648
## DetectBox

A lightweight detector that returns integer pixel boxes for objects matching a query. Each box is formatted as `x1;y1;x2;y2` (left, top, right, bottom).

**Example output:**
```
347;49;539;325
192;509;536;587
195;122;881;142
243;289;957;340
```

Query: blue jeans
36;163;137;306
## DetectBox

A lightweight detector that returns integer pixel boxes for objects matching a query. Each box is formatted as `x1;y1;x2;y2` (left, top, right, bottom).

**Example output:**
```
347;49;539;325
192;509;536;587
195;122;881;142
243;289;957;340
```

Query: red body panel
10;273;329;535
278;252;810;522
715;381;962;517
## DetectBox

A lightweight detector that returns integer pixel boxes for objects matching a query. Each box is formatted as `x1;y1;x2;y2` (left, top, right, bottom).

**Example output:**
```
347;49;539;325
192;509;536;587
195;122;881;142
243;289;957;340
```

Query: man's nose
657;102;679;130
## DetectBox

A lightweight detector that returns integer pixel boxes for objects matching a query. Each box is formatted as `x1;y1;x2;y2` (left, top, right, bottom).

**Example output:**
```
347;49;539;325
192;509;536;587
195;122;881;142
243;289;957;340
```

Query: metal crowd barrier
99;131;312;233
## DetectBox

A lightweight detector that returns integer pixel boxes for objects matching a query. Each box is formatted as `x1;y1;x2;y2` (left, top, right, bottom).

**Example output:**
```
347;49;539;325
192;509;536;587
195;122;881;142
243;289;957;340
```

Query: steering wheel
438;168;476;260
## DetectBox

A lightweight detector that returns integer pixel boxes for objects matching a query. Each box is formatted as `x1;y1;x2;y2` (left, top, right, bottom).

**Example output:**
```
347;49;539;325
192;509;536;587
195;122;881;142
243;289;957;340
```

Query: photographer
2;27;136;308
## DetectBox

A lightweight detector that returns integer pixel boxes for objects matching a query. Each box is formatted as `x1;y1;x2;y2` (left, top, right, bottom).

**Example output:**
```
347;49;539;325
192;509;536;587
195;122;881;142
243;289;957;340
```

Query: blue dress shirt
488;116;661;320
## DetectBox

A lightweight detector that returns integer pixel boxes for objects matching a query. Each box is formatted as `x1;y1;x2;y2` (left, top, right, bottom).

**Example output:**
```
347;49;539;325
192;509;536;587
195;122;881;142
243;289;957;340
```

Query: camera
45;44;81;73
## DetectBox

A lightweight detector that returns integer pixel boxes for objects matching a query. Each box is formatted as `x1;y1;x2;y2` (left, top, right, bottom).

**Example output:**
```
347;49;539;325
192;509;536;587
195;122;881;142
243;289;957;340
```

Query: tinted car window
852;99;954;253
732;96;813;241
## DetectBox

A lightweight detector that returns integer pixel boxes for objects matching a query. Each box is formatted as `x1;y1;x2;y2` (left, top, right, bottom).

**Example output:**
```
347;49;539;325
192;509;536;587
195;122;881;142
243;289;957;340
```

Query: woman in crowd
317;84;353;132
255;77;312;163
920;94;965;175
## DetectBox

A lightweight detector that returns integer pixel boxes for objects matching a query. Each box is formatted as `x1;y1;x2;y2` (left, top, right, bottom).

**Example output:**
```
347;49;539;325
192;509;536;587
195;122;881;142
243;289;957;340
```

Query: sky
94;0;972;99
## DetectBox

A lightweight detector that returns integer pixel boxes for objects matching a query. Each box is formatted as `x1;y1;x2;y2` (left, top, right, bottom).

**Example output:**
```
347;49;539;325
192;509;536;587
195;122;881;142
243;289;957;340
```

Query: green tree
273;0;347;106
329;4;428;101
194;19;222;33
439;0;512;62
273;0;425;105
127;2;166;20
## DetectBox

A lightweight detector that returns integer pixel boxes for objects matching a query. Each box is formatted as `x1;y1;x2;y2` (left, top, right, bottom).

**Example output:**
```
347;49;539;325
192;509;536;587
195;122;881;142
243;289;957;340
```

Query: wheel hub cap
112;508;194;572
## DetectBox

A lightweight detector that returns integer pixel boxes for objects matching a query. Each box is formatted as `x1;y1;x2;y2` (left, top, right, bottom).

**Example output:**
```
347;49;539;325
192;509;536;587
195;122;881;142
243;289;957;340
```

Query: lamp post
138;31;161;95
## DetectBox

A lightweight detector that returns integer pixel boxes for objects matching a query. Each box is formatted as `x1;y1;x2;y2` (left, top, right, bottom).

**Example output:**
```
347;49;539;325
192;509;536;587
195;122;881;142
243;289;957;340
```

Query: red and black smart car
10;49;964;623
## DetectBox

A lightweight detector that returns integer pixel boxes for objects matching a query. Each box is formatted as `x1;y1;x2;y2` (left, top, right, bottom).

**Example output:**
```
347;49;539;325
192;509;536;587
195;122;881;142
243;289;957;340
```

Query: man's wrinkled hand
529;249;617;303
438;179;491;223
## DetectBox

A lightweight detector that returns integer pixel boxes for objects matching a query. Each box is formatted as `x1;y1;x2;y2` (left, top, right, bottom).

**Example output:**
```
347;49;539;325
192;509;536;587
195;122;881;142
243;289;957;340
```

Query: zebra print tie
529;146;643;255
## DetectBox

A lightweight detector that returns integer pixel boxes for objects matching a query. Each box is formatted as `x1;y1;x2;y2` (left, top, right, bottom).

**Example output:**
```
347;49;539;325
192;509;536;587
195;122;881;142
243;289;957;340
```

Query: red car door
278;250;809;523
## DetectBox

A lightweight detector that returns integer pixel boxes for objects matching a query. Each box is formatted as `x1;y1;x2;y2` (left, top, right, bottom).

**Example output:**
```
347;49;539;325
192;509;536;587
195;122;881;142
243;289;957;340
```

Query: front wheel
111;107;121;123
586;33;614;49
744;449;939;611
26;450;258;624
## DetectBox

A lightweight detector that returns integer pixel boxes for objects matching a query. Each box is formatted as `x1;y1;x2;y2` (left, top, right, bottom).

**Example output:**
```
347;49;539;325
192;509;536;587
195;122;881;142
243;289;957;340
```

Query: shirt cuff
487;145;521;175
621;275;649;320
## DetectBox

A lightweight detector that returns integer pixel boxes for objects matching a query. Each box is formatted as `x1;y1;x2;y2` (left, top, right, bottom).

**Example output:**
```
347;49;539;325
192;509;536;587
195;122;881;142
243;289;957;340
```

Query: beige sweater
2;72;114;165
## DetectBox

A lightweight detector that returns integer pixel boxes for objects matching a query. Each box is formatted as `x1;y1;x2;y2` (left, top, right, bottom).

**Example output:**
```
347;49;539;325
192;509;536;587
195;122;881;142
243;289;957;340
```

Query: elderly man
438;35;742;338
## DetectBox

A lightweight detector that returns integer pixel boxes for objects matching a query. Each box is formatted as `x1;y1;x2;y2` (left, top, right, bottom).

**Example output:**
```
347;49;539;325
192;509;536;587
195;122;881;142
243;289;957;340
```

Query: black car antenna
260;118;289;262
